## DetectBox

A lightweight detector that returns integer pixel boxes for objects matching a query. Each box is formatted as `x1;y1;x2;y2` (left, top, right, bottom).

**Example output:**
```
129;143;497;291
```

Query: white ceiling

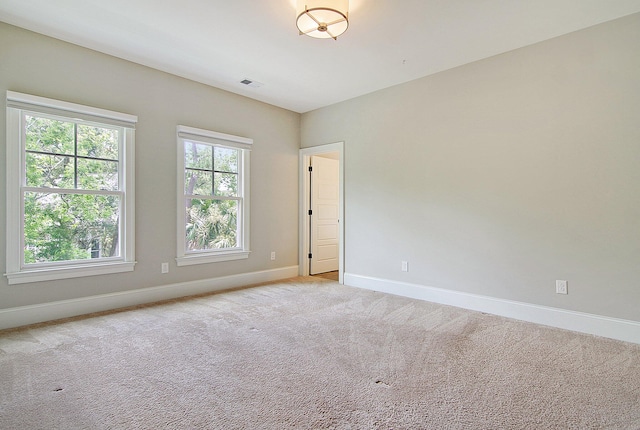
1;0;640;113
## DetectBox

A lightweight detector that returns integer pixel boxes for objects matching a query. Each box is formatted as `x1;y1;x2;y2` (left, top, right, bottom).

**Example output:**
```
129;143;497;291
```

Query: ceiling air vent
240;78;264;88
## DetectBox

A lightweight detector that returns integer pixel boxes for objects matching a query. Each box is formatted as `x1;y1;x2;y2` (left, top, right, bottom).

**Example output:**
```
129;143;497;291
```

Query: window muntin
176;125;251;266
5;91;136;284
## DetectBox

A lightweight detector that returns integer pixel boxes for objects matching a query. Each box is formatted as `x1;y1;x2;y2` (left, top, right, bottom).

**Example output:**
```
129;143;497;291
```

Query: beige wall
2;13;640;324
0;23;300;309
301;13;640;321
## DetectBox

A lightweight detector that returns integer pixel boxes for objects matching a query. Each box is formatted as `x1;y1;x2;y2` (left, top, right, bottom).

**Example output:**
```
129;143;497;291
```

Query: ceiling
1;0;640;113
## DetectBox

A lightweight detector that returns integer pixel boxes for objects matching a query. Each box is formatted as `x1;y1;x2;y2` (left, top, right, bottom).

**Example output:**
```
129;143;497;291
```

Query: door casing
299;142;344;284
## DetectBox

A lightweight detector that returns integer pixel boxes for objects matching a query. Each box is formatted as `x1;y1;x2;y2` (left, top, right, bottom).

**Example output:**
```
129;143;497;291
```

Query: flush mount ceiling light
296;0;349;40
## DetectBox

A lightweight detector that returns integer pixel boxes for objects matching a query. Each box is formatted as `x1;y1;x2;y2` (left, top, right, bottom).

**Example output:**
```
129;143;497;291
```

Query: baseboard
344;273;640;345
0;266;299;330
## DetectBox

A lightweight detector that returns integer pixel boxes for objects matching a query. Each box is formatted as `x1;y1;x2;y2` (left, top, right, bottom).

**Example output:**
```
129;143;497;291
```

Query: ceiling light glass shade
296;0;349;40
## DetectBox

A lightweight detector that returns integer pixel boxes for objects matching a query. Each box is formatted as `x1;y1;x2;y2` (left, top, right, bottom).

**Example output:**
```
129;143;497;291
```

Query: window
5;91;136;284
176;125;251;266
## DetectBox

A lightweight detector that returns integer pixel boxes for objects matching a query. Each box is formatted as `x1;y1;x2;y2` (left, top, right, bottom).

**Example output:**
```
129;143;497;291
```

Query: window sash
20;189;125;268
183;144;240;198
183;143;243;253
19;112;126;266
22;112;124;192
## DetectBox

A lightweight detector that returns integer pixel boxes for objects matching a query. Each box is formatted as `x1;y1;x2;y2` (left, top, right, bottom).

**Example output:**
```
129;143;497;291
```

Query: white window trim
5;91;137;284
176;125;251;267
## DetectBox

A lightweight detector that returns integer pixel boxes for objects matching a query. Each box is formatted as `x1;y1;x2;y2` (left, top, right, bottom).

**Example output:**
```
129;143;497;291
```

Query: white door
310;156;339;274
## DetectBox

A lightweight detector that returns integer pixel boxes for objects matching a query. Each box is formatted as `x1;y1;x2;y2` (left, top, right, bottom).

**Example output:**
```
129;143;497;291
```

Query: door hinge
308;253;312;259
308;166;313;172
308;210;312;215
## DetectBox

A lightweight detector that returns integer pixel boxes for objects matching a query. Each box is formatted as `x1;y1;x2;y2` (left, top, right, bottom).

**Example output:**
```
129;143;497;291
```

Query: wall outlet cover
556;280;568;294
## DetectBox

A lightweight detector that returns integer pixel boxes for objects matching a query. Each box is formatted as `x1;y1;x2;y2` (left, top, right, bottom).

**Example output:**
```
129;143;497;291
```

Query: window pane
77;158;119;191
214;172;238;197
24;192;121;264
185;198;238;251
214;146;238;173
185;169;213;196
26;153;74;188
185;141;212;170
25;115;75;155
77;124;118;160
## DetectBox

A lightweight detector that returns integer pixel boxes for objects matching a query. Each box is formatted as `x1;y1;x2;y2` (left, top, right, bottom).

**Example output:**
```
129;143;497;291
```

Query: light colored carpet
1;277;639;429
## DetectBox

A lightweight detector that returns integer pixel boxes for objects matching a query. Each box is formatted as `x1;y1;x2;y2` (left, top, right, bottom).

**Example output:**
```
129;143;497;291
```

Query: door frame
299;142;344;284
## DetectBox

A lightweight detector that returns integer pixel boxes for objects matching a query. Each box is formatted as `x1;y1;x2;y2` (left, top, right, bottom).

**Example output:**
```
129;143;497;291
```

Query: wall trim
344;273;640;345
0;266;299;330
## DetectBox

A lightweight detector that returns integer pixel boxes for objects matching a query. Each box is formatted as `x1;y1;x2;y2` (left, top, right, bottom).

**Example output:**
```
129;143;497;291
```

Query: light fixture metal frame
296;2;349;40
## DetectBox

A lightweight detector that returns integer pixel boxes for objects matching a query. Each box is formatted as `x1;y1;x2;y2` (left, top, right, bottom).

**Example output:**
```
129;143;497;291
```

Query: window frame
176;125;251;266
5;91;137;284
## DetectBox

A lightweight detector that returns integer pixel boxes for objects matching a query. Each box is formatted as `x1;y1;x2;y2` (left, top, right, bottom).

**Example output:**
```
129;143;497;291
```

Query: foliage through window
5;92;136;284
177;126;251;265
24;115;121;263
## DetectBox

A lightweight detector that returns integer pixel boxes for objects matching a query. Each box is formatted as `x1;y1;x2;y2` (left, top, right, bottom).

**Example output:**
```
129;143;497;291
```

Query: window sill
5;261;136;285
176;250;250;266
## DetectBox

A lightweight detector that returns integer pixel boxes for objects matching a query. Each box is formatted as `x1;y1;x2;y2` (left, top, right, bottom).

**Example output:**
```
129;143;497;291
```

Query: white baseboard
344;273;640;345
0;266;299;330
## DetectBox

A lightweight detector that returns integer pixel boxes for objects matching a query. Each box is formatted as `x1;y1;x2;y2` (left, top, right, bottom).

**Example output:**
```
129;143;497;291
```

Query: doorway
299;143;344;284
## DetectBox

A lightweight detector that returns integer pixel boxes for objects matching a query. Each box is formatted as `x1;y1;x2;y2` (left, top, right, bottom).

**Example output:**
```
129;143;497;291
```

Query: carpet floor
1;277;639;429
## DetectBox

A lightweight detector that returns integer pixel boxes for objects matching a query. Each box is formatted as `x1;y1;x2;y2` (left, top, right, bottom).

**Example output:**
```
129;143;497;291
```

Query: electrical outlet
270;251;276;261
161;262;169;274
401;261;408;272
556;280;568;294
